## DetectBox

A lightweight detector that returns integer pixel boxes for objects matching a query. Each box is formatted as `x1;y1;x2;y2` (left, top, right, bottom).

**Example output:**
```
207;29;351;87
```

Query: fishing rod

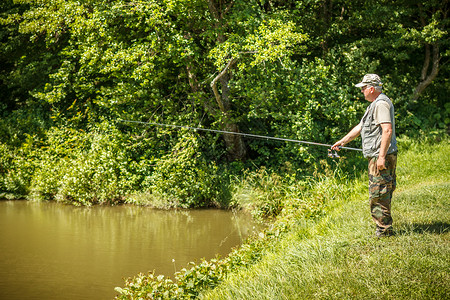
118;119;362;157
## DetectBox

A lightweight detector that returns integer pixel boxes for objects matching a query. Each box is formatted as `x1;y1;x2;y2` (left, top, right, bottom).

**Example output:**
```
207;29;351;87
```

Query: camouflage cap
355;74;383;88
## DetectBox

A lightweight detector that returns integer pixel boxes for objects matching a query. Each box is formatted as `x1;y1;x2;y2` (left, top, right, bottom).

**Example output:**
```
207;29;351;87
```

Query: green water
0;200;259;299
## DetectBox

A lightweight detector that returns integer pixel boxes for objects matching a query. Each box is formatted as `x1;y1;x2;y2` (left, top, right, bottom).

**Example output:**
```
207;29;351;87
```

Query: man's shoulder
375;93;393;107
376;93;391;102
375;100;390;110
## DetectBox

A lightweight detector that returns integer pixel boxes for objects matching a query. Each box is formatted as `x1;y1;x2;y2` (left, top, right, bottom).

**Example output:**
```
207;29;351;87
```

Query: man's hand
377;156;386;170
332;124;362;151
331;141;344;151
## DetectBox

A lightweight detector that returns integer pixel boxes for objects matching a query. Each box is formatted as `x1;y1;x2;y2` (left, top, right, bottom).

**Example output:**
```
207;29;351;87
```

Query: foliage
209;18;307;69
232;56;366;166
28;123;132;205
142;133;223;208
229;168;287;219
0;120;230;207
0;142;34;198
0;1;449;200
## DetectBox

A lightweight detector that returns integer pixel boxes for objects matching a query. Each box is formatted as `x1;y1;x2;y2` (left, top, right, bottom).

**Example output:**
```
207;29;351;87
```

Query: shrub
0;142;36;199
28;123;131;205
143;134;222;208
230;168;287;219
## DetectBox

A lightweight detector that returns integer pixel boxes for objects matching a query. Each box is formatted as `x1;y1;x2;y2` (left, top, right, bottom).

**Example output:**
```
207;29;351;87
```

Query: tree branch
210;51;257;113
413;43;440;101
210;57;237;113
412;2;441;102
420;44;431;81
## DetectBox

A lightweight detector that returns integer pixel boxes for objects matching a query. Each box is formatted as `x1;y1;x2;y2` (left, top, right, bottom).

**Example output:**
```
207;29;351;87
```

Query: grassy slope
200;139;450;299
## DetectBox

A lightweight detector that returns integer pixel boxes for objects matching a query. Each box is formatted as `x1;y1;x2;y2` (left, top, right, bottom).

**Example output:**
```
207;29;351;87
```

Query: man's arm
331;123;362;150
376;122;392;170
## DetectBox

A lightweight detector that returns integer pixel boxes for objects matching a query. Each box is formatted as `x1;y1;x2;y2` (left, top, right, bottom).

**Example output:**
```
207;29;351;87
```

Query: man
332;74;398;237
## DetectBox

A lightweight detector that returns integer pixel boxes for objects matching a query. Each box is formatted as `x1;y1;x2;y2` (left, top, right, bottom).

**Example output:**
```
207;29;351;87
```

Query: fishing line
118;119;362;153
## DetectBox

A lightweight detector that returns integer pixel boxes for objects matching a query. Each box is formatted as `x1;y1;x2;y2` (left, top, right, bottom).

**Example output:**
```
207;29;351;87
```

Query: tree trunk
320;0;333;54
210;57;246;160
208;0;246;160
412;4;441;102
412;44;439;102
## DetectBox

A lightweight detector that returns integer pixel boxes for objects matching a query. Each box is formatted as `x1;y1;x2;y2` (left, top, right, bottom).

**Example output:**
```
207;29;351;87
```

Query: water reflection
0;201;259;300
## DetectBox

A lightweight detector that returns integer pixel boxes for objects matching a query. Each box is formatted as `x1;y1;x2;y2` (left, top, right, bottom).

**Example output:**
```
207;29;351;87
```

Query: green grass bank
199;138;449;299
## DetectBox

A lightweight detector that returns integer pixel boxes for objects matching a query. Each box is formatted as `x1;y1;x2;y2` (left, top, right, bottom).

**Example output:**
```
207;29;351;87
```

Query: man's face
360;85;374;101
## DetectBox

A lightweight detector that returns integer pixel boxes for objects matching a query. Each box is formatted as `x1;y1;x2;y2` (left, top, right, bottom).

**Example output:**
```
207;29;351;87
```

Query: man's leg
368;153;397;235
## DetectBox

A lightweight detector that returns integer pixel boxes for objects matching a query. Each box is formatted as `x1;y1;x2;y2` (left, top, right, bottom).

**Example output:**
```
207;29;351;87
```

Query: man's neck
368;91;382;102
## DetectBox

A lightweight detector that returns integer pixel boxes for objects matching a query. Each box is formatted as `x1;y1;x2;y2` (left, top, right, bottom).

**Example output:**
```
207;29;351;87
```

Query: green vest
360;94;398;158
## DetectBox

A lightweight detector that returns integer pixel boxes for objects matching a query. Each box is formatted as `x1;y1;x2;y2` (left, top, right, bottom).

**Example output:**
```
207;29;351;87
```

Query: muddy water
0;200;259;299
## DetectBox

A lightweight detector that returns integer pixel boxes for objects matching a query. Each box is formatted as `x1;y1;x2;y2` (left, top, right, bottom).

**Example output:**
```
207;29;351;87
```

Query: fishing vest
360;94;398;158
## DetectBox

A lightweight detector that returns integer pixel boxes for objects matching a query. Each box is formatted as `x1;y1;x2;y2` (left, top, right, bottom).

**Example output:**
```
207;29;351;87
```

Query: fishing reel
328;148;340;158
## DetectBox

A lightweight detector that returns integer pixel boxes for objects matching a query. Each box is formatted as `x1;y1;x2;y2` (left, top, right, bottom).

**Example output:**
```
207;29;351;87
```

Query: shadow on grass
398;222;450;235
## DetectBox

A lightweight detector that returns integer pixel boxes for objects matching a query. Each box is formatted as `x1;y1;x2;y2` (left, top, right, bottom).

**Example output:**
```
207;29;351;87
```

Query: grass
200;138;450;300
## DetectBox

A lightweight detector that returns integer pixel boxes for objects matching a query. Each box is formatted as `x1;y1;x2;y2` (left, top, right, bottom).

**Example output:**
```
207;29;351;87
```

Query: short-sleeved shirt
374;101;392;125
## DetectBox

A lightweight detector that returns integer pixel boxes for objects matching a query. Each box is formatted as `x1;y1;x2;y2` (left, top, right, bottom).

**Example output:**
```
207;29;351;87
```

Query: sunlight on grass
201;139;450;300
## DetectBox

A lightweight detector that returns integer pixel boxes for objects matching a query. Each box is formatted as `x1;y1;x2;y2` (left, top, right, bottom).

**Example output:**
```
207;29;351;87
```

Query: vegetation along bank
115;137;449;299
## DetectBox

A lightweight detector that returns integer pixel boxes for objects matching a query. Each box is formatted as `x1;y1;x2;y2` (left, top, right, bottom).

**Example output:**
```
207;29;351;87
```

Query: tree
410;1;448;102
1;0;448;164
208;0;247;160
207;1;307;159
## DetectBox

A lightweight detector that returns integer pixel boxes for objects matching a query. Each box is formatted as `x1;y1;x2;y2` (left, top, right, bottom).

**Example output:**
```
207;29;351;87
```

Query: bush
28;123;132;205
230;168;287;219
1;121;230;208
0;141;37;199
143;134;223;208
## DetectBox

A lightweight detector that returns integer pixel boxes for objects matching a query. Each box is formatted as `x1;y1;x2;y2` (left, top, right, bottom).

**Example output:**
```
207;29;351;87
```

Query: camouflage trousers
368;153;397;232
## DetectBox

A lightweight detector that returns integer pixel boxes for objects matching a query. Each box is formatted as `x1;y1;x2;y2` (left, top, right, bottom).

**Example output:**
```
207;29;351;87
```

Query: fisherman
332;74;398;237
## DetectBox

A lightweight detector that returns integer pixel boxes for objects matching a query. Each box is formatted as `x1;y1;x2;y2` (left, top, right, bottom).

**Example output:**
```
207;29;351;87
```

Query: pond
0;200;260;299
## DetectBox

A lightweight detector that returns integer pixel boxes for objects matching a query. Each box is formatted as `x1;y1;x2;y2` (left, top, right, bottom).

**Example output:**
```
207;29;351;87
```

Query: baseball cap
355;74;383;88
